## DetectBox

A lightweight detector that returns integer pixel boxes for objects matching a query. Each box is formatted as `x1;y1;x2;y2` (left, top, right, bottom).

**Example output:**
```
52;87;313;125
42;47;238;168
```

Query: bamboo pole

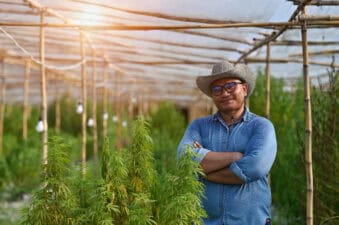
91;50;98;177
137;79;144;116
102;62;108;138
0;59;6;156
143;85;150;116
5;20;250;47
244;57;339;68
108;33;246;53
265;42;271;120
265;42;271;187
70;0;242;25
273;40;339;46
80;32;87;177
299;14;339;21
22;60;31;140
40;9;48;165
236;0;312;63
0;1;26;6
1;20;339;30
290;49;339;56
55;94;61;134
114;72;122;149
128;92;134;119
290;0;339;6
301;8;314;225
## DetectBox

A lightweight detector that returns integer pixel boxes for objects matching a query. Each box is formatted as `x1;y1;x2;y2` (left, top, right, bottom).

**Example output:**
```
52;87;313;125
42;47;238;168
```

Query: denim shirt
177;108;277;225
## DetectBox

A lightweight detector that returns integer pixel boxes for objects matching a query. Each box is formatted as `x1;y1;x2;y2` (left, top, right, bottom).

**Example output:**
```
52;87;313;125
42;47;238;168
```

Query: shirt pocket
229;125;250;153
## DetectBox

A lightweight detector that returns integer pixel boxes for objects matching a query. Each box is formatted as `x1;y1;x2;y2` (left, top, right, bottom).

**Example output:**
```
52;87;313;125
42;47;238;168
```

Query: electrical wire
0;27;87;71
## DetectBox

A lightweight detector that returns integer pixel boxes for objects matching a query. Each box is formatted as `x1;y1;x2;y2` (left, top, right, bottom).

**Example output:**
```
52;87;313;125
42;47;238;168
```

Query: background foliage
250;69;338;225
0;70;337;225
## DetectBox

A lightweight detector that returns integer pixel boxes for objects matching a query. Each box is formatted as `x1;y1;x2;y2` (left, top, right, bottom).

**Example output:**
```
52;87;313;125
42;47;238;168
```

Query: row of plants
19;117;205;225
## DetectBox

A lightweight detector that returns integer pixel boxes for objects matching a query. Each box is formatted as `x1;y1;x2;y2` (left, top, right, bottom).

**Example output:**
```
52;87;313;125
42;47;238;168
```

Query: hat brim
196;71;251;97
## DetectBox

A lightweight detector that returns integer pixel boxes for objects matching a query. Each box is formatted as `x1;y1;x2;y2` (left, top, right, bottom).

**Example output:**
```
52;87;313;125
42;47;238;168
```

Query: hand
193;141;202;148
232;152;243;161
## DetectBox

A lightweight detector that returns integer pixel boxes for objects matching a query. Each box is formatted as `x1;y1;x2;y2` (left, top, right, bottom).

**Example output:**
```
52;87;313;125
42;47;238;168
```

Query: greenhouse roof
0;0;339;106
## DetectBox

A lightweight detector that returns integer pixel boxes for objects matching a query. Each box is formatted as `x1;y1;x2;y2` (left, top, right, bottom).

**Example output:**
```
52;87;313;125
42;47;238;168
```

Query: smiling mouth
220;98;233;103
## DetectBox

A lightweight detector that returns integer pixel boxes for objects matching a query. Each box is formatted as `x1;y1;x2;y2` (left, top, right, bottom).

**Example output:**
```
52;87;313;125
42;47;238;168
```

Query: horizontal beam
245;57;339;68
1;21;339;30
288;0;339;6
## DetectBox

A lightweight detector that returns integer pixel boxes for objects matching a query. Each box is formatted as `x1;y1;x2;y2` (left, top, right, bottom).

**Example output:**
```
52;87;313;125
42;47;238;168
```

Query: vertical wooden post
80;32;87;177
137;79;144;116
143;84;150;116
128;92;134;119
114;72;122;149
102;63;108;138
243;61;250;109
0;59;6;156
23;60;31;140
301;8;313;225
40;9;48;165
91;50;98;176
265;42;271;120
113;72;119;118
55;93;61;134
265;42;272;186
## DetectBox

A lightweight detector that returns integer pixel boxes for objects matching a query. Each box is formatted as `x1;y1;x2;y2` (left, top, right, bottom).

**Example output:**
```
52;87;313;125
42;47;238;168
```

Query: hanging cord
0;27;87;71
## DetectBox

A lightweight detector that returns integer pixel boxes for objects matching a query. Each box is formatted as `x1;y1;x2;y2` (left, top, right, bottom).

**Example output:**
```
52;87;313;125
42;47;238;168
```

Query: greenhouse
0;0;338;225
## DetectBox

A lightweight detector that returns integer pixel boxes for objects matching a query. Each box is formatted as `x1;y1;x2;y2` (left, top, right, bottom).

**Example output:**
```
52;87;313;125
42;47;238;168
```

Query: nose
220;89;231;96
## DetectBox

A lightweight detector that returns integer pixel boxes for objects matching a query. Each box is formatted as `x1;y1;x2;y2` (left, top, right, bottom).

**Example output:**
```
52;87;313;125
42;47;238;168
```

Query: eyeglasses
211;81;244;96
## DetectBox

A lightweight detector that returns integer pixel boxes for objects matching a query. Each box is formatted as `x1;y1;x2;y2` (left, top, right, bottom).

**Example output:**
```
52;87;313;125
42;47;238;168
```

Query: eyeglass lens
211;82;242;96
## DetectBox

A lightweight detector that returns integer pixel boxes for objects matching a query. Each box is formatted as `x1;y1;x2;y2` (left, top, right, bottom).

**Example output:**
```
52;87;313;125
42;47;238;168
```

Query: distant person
177;60;277;225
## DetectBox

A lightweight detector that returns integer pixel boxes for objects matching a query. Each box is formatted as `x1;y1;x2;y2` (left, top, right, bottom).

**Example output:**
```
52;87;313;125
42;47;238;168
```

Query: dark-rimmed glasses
211;81;243;96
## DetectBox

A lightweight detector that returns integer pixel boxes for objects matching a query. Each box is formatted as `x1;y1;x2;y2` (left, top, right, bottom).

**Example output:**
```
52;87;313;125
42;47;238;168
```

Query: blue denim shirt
177;108;277;225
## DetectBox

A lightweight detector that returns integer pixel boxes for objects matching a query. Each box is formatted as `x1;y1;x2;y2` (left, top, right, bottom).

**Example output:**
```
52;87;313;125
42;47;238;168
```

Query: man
177;61;277;225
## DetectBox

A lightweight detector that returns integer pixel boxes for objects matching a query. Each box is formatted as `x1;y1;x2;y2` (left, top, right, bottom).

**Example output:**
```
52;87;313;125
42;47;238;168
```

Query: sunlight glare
78;7;104;25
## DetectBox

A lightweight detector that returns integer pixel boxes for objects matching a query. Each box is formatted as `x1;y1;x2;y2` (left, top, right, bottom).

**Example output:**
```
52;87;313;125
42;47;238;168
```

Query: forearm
200;151;243;174
204;167;244;184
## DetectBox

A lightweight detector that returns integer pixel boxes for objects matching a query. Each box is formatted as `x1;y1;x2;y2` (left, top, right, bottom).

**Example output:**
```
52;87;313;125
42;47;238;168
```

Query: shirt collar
212;107;251;122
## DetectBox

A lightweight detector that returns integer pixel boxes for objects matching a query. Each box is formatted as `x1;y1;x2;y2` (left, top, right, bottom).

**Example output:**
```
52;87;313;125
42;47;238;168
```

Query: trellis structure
1;1;339;224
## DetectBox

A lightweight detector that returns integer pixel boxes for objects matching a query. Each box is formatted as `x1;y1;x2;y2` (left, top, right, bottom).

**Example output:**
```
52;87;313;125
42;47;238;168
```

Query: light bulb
122;120;127;127
103;112;109;120
112;115;118;123
36;119;44;132
76;102;83;114
87;117;94;127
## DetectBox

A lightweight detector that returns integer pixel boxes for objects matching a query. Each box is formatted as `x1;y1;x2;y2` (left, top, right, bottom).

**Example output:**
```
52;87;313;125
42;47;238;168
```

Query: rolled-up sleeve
177;119;210;163
230;118;277;182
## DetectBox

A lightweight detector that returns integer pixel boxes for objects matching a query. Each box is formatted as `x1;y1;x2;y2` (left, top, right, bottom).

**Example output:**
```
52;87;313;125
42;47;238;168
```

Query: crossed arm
194;141;244;184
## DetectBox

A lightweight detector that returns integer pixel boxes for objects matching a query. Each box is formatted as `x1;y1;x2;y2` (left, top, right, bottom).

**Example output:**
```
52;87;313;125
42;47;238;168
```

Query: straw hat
196;61;256;97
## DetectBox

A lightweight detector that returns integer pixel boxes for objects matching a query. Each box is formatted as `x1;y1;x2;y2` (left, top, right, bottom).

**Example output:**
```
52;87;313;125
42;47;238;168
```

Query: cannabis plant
154;146;206;225
125;117;156;225
20;136;77;225
88;137;129;225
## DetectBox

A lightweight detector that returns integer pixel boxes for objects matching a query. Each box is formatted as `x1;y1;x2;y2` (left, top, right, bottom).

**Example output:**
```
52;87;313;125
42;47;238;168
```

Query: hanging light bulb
76;102;83;114
103;112;109;120
87;117;94;127
112;115;119;123
35;117;44;133
122;120;127;128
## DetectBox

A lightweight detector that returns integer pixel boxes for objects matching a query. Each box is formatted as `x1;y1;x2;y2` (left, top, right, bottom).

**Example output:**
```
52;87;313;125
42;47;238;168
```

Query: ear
242;83;248;96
